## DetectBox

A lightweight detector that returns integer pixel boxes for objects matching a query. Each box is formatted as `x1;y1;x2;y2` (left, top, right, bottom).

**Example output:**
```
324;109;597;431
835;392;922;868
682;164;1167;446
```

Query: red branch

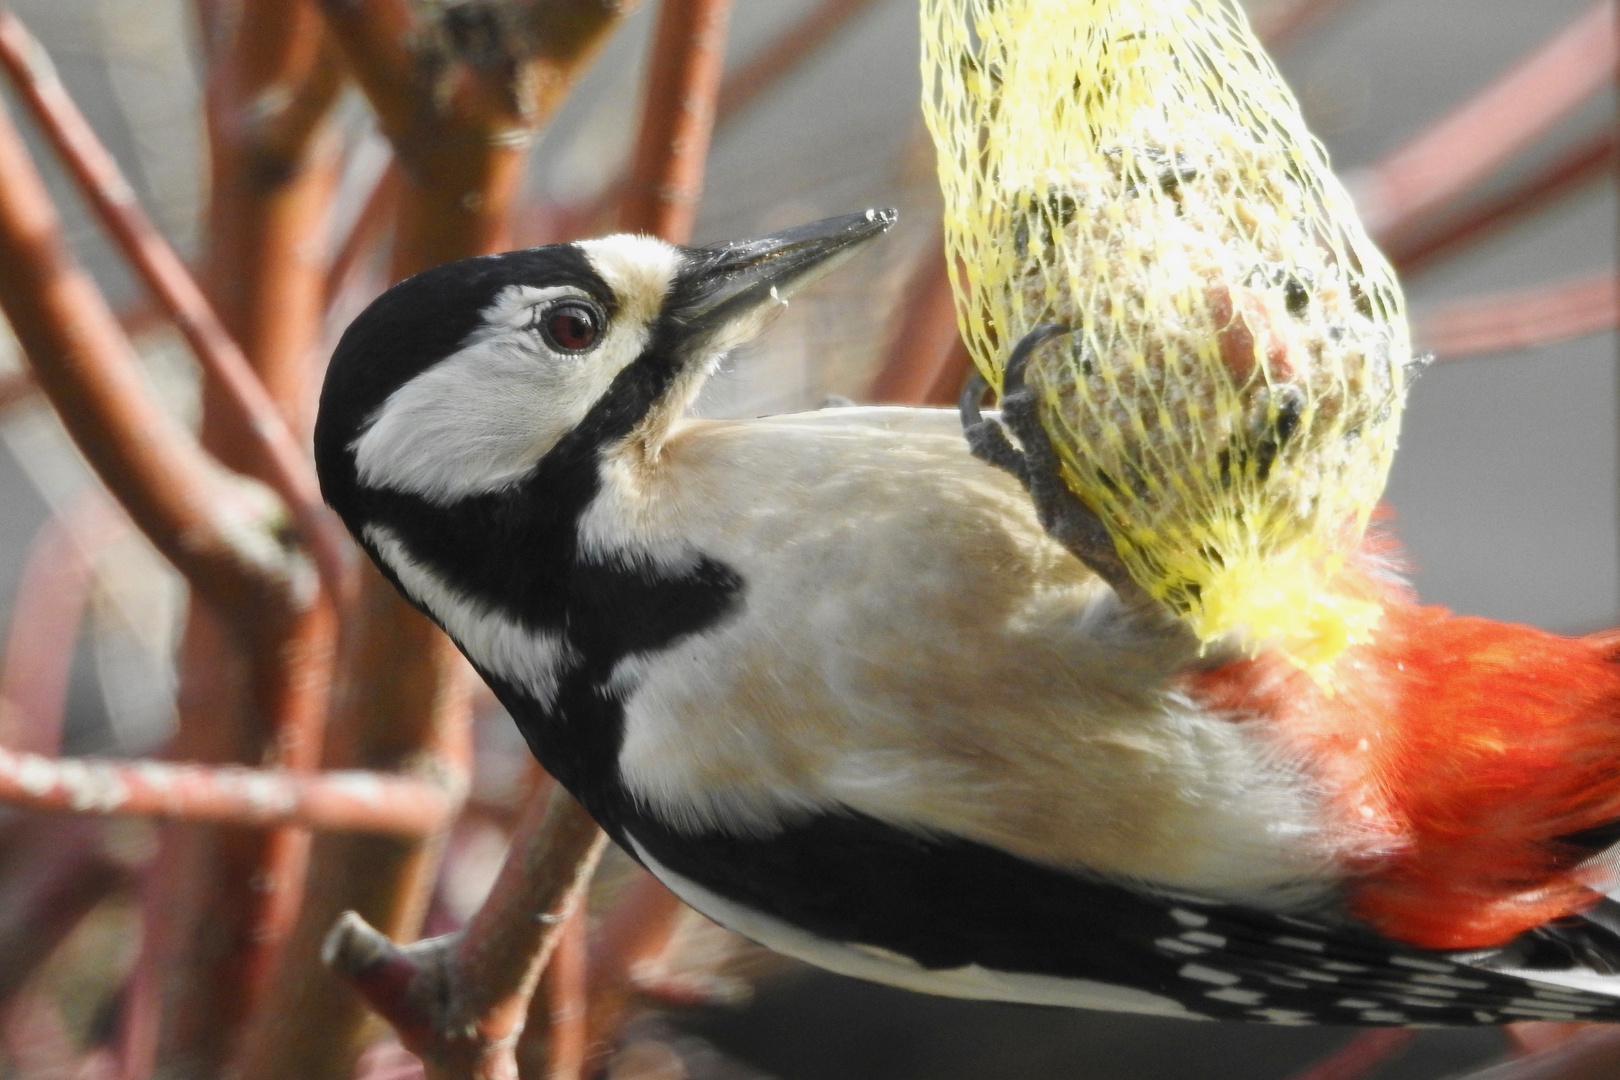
1353;0;1618;240
1506;1022;1592;1055
518;902;589;1080
325;160;402;309
580;875;689;1067
868;225;962;403
1247;0;1360;51
238;0;631;1071
0;817;135;1010
0;494;122;756
0;746;457;836
1387;130;1618;275
0;5;354;605
1283;1030;1416;1080
0;991;98;1078
621;0;733;241
231;580;473;1080
1449;1026;1620;1080
325;782;607;1080
715;0;881;120
0;369;34;414
1416;272;1619;361
0;88;309;636
532;0;881;242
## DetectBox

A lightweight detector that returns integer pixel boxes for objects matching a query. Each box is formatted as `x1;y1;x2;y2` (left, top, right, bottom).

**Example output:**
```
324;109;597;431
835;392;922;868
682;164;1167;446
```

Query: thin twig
326;782;607;1080
867;224;962;403
0;492;122;756
319;0;633;268
0;89;310;637
1282;1030;1416;1080
1352;0;1618;240
714;0;879;123
243;4;631;1076
516;903;589;1080
0;817;135;1010
1448;1027;1620;1080
0;4;355;606
1387;130;1618;275
139;6;349;1071
581;875;689;1068
540;0;886;240
0;746;459;835
621;0;732;240
199;0;345;420
1247;0;1361;51
0;369;34;414
232;574;473;1080
325;159;402;309
1416;272;1619;360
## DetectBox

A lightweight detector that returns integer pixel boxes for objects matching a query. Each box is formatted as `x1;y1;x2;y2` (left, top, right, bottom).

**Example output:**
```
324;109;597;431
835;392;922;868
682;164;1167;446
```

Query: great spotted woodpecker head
314;208;896;533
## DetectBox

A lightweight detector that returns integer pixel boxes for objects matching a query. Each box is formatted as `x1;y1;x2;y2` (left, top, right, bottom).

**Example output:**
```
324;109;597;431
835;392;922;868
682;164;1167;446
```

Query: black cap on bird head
314;209;897;525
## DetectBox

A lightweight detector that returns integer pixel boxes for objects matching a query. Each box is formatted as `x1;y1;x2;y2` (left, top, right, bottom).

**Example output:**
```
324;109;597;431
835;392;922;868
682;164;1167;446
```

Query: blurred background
0;0;1613;1077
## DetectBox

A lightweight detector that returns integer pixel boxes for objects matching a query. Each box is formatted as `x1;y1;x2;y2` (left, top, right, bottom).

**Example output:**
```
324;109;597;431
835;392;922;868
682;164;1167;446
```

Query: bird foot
959;324;1139;599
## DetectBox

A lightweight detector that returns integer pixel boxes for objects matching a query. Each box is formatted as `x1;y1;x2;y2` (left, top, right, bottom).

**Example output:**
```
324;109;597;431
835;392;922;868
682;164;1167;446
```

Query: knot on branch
324;911;463;1059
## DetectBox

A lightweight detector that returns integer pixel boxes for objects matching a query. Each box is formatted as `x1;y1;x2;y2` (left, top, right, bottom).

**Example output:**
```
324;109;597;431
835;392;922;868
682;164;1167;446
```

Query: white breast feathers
587;407;1348;909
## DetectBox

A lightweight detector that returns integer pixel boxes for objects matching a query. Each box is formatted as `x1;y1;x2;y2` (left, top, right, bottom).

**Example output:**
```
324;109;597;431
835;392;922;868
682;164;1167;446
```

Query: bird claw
959;373;1030;484
957;324;1141;600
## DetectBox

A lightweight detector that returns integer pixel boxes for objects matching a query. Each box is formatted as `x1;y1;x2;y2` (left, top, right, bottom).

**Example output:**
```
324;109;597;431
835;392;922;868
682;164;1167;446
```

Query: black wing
620;804;1620;1026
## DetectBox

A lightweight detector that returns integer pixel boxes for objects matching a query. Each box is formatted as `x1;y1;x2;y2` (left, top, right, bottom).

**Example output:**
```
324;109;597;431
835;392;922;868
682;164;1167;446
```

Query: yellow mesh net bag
921;0;1412;672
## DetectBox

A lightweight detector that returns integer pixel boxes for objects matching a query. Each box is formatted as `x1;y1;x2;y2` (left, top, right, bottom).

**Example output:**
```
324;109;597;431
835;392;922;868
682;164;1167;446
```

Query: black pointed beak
671;209;897;333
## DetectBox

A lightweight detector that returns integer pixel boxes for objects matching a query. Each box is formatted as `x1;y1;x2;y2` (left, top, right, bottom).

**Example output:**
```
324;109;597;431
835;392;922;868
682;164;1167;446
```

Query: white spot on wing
1249;1008;1313;1025
1400;985;1458;999
1501;1005;1580;1020
1205;987;1265;1005
365;525;574;706
1283;967;1338;984
1179;964;1240;987
1389;956;1455;974
1480;966;1620;1001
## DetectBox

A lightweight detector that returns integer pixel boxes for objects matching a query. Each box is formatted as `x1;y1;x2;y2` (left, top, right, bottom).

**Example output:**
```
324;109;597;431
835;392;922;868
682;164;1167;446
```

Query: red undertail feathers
1186;552;1620;951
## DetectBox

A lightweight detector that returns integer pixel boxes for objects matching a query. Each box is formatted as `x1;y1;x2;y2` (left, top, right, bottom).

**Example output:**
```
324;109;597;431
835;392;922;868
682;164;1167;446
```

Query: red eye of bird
541;302;600;353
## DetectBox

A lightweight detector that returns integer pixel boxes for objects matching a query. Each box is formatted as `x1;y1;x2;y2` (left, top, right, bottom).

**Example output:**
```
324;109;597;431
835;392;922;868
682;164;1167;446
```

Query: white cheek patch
364;525;577;708
351;284;651;505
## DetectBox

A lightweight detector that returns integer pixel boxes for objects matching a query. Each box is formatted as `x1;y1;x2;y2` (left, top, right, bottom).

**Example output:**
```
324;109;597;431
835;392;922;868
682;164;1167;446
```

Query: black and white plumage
314;210;1620;1025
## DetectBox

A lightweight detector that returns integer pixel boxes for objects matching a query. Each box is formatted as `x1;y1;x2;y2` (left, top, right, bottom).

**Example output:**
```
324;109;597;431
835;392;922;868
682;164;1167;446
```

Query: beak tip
679;209;901;328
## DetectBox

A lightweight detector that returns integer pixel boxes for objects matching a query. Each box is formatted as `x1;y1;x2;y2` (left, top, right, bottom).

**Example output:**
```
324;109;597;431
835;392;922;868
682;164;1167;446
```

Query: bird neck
356;445;742;828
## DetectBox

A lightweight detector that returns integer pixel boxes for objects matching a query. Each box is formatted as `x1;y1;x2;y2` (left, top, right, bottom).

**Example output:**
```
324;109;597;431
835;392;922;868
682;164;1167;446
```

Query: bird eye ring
537;301;603;353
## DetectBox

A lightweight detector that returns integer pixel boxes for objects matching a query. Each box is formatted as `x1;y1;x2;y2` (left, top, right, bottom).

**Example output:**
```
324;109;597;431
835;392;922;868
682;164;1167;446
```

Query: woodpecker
315;210;1620;1025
